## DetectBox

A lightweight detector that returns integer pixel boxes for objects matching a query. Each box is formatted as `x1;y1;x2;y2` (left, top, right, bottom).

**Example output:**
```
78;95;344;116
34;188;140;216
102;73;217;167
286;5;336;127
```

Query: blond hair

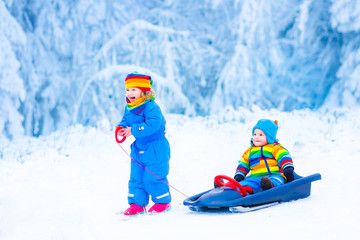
141;91;156;101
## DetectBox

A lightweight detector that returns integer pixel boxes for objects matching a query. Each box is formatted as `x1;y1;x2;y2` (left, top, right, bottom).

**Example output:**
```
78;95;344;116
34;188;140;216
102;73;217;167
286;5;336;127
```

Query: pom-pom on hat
125;73;153;92
252;119;279;144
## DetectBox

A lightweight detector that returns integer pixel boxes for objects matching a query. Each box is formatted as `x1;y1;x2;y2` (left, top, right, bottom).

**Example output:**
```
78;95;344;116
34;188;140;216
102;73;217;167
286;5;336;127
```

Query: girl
117;73;171;216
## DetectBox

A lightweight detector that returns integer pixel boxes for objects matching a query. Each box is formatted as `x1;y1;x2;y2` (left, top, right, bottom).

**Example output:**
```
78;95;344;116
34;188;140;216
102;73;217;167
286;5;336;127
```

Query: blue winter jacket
118;100;167;145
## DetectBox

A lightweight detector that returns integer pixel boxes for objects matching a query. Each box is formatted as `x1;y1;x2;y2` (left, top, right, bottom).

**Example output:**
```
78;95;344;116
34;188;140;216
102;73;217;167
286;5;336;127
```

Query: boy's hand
283;167;294;182
234;174;244;182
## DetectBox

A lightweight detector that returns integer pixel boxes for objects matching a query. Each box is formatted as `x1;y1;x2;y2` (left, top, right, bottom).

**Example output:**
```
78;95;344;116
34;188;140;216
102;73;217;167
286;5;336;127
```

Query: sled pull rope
116;142;190;198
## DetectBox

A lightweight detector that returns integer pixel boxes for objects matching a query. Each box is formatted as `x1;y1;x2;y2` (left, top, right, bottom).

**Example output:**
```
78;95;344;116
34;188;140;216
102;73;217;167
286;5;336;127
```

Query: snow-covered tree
0;0;359;140
324;0;360;109
0;1;26;141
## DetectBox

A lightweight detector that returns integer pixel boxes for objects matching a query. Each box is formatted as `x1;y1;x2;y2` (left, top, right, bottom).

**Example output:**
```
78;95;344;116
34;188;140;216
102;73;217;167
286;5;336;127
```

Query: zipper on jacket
261;147;272;175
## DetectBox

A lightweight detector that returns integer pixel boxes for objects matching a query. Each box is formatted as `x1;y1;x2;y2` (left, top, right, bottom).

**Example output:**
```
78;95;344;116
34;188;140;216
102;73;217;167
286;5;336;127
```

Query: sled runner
183;172;321;213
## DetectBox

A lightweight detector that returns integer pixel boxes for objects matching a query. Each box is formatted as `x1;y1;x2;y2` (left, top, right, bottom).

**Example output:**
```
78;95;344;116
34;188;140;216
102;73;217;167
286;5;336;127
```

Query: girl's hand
119;127;132;137
115;126;126;143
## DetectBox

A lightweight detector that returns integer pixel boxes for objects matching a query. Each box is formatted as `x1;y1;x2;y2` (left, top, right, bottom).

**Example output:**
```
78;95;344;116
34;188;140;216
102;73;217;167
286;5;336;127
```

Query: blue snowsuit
118;100;171;207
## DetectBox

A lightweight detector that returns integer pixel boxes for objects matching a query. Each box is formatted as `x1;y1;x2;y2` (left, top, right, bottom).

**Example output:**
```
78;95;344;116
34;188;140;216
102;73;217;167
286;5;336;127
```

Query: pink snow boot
148;203;171;214
123;204;146;216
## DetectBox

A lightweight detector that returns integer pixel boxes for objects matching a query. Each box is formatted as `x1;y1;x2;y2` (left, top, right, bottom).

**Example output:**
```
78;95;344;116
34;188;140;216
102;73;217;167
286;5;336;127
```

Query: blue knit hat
252;119;279;144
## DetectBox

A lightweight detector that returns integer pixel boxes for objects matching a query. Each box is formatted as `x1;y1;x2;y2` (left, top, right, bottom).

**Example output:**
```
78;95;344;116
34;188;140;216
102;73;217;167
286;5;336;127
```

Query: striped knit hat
252;119;279;144
125;73;152;92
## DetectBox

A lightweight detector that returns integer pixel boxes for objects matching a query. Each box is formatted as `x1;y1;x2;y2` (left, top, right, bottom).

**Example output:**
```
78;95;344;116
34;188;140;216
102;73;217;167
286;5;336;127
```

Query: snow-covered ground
1;107;359;240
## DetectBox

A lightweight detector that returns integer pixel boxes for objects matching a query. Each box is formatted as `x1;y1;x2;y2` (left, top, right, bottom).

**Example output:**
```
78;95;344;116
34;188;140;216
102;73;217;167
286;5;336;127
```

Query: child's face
126;87;142;102
253;129;268;147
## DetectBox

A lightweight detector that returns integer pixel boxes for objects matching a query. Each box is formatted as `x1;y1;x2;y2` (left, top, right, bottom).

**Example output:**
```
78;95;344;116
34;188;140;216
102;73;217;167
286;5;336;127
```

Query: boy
233;119;294;193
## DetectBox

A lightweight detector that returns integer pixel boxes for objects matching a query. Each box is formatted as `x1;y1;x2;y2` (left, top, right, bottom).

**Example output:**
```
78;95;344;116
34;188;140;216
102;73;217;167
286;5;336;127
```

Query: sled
183;172;321;213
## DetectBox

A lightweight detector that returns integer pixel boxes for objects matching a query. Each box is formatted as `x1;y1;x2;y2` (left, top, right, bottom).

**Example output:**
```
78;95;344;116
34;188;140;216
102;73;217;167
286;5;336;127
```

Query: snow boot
214;178;224;188
123;204;146;216
148;203;171;214
261;176;274;190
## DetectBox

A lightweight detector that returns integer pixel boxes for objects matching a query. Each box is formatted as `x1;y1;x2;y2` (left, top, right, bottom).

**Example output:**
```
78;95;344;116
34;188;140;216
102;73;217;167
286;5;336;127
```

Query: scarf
126;96;155;109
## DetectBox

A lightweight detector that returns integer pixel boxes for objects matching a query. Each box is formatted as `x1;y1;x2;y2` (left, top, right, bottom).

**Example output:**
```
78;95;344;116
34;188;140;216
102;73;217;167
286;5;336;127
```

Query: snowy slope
0;107;359;240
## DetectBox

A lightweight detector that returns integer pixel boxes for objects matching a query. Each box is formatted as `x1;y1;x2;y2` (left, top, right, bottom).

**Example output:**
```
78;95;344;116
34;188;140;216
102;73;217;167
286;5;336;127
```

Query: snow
1;107;359;240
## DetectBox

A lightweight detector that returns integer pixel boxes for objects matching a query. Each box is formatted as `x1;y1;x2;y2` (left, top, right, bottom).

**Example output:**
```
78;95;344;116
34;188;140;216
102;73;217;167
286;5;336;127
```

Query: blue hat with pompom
252;119;279;144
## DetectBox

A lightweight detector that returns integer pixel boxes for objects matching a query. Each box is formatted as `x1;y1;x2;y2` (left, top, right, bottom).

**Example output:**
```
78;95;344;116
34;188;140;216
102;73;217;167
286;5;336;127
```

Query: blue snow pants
240;174;285;193
128;137;171;207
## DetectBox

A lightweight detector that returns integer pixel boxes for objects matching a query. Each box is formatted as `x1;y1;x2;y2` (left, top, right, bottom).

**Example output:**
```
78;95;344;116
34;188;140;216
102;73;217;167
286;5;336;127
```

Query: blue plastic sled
183;172;321;213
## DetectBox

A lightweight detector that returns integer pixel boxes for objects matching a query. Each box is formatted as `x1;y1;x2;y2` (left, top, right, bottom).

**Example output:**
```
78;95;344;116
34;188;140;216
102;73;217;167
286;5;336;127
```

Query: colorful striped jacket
235;142;294;180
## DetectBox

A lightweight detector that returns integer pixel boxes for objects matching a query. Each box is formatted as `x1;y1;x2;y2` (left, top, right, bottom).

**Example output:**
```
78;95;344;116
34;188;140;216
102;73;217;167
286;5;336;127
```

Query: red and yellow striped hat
125;73;152;92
